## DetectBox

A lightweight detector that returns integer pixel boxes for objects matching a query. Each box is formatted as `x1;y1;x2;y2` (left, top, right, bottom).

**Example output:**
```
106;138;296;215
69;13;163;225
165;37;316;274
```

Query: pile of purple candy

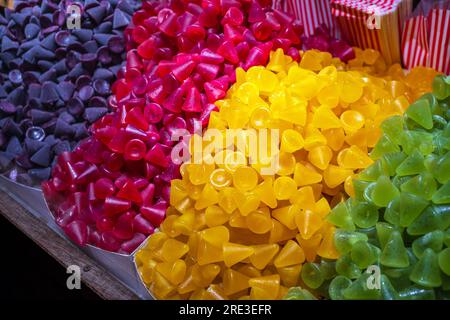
0;0;140;186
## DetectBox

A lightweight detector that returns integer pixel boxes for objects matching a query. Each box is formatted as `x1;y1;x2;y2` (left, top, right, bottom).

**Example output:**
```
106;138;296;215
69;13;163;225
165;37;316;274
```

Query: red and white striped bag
272;0;339;38
402;0;450;74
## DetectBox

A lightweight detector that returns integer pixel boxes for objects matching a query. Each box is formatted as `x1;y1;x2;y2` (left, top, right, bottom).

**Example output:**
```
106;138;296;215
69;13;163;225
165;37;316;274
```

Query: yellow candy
223;243;255;267
274;240;305;268
308;145;332;170
246;211;273;234
209;168;232;189
273;176;297;200
250;244;280;269
136;48;435;300
232;166;258;191
281;129;304;153
249;275;280;300
223;269;251;295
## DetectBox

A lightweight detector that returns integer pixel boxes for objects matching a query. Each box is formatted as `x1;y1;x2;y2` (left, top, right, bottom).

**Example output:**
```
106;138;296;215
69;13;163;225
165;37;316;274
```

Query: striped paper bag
331;0;413;65
272;0;339;38
402;0;450;74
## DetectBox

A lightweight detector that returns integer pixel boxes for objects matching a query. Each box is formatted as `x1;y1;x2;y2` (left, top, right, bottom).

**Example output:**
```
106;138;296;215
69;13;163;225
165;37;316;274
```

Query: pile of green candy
286;75;450;300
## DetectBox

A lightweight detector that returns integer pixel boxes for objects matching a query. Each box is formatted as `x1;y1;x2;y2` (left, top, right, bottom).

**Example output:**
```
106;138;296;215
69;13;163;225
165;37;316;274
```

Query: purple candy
0;0;141;186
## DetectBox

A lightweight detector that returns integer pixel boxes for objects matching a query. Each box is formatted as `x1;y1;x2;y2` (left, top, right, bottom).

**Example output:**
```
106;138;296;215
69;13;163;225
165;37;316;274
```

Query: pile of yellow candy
135;48;437;300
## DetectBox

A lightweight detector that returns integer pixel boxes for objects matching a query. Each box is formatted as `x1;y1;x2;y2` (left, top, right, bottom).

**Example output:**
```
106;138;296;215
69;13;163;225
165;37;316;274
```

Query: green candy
407;205;450;235
399;192;429;227
327;201;355;231
438;248;450;276
380;275;399;300
410;248;442;287
412;230;444;258
358;161;388;182
432;181;450;204
395;150;425;176
350;240;380;269
351;201;379;228
319;260;337;280
342;273;381;300
283;287;317;300
434;151;450;184
334;229;368;254
376;222;403;249
370;135;400;160
401;131;435;156
380;115;405;145
301;263;324;289
433;74;450;100
335;253;362;279
383;197;400;225
352;179;372;201
371;175;400;207
405;98;433;130
301;76;450;300
328;276;352;300
399;286;436;300
400;172;437;200
441;273;450;291
444;228;450;247
380;230;409;268
381;152;407;176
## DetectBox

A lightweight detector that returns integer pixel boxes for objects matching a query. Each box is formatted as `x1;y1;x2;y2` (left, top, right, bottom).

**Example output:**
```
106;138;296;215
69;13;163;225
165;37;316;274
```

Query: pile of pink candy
42;0;309;254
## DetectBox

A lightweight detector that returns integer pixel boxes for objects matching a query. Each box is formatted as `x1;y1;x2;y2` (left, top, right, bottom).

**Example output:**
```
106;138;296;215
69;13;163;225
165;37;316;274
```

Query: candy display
134;48;437;300
0;0;448;302
42;0;308;253
0;0;140;186
292;74;450;300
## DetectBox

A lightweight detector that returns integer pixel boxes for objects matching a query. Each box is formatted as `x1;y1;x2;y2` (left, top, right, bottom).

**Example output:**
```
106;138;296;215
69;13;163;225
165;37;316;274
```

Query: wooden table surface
0;190;138;300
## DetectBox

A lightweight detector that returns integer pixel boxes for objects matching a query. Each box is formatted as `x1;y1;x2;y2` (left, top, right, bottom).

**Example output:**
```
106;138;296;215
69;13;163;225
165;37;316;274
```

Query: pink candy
43;0;305;253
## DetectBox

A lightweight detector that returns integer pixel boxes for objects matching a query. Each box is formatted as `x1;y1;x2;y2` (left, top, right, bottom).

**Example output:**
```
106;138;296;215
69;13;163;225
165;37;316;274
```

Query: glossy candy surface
0;0;140;186
135;48;435;299
298;76;450;300
43;0;305;253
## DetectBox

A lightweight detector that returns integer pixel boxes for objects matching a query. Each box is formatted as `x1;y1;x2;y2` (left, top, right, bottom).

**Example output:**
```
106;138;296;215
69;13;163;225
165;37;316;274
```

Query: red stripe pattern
331;0;412;65
273;0;338;38
402;5;450;74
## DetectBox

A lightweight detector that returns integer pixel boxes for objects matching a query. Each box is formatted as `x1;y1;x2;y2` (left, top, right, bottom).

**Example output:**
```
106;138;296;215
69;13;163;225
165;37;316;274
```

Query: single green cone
301;263;324;289
405;98;433;130
351;201;379;228
410;248;442;287
381;230;409;268
380;275;399;300
399;192;429;227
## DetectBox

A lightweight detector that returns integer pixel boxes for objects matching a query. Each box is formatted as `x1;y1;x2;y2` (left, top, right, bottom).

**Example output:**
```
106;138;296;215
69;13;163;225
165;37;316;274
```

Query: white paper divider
0;174;153;300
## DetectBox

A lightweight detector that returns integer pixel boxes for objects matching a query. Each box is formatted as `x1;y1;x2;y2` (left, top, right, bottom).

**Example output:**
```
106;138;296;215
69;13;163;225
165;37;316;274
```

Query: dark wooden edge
0;190;138;300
